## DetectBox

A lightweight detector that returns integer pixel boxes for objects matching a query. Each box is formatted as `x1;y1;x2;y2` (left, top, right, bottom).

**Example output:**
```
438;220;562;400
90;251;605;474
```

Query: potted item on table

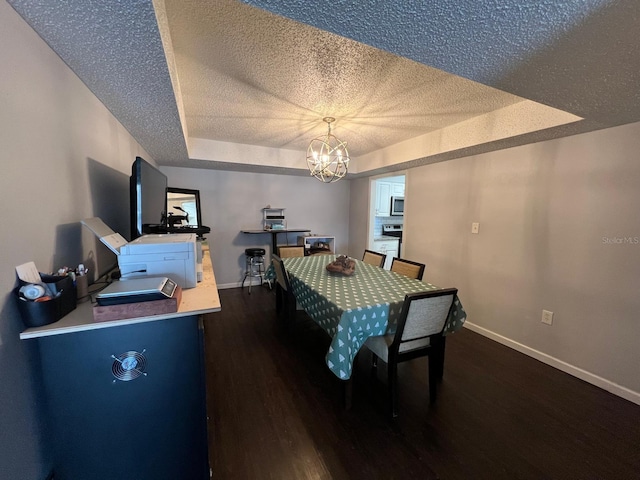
326;255;356;276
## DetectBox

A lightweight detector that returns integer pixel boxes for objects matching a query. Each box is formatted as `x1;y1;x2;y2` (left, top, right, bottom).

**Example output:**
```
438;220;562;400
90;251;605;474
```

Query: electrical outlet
471;222;479;234
542;310;554;325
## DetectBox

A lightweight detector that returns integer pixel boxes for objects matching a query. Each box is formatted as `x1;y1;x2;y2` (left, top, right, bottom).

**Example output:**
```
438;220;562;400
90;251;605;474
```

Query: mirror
166;187;202;228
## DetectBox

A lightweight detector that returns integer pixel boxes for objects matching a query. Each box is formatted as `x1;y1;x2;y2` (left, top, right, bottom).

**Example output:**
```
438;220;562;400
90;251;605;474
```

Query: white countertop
20;250;221;340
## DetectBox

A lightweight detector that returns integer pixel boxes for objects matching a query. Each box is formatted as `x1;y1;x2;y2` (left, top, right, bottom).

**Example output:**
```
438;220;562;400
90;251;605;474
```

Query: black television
130;156;168;239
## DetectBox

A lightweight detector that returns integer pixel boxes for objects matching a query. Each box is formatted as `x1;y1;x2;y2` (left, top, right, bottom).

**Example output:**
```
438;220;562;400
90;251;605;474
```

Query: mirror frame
166;187;203;228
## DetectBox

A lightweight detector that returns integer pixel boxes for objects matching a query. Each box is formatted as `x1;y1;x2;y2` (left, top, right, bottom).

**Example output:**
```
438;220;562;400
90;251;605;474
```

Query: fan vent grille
111;350;147;382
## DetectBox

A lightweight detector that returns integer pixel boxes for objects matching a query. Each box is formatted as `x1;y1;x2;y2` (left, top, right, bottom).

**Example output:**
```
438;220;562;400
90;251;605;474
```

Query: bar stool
242;248;267;294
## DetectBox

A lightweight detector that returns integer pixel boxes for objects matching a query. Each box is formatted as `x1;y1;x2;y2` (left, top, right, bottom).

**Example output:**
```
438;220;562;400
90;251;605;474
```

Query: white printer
82;218;198;288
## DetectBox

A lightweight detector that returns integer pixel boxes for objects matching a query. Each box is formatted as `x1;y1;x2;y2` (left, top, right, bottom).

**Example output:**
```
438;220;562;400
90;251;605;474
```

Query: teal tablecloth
284;255;466;380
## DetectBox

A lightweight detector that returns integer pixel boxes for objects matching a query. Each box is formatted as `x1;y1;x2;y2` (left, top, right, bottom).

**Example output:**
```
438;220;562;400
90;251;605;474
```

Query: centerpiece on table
326;255;356;276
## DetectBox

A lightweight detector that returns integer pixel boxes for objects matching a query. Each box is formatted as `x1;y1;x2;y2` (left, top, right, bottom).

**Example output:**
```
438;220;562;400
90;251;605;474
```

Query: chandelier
306;117;349;183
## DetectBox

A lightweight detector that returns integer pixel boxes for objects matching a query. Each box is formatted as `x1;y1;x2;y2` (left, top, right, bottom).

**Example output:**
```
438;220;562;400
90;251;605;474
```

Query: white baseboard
463;321;640;406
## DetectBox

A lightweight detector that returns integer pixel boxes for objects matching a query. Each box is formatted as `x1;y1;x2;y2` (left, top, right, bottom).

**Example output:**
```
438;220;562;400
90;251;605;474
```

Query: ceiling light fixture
306;117;349;183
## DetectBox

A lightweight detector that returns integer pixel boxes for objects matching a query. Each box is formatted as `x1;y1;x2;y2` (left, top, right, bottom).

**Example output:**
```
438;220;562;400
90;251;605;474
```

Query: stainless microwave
390;196;404;216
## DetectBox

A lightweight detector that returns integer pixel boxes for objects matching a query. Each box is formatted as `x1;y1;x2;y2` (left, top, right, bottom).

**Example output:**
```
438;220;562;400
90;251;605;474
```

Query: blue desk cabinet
21;250;220;480
38;316;208;480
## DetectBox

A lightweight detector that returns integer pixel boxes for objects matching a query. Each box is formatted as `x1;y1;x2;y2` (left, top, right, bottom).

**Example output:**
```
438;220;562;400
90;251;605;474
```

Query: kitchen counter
372;236;400;269
373;235;400;242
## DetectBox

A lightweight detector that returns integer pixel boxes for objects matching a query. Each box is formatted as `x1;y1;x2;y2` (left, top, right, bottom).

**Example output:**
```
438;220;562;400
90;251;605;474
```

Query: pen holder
15;274;77;328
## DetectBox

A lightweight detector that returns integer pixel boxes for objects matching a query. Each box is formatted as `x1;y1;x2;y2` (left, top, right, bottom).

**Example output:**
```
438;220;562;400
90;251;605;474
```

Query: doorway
368;174;405;269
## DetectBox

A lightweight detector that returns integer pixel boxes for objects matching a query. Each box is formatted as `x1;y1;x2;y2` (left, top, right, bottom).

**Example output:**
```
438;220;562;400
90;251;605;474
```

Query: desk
21;249;220;339
285;255;466;380
20;251;220;480
241;228;310;257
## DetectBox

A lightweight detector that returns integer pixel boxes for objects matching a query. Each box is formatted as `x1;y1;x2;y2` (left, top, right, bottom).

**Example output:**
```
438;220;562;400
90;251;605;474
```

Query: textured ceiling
165;0;526;157
7;0;640;177
245;0;640;125
7;0;188;164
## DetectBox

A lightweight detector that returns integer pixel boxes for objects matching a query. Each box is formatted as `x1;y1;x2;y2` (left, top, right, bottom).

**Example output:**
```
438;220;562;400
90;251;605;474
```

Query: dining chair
271;254;298;327
278;245;305;258
364;288;458;417
390;257;425;280
362;249;387;268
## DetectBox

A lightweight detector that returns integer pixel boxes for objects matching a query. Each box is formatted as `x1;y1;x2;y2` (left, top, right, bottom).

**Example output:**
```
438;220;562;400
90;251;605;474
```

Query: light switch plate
471;222;479;234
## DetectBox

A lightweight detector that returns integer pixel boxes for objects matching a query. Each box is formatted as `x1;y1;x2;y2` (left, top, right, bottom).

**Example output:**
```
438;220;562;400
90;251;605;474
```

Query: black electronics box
15;274;77;328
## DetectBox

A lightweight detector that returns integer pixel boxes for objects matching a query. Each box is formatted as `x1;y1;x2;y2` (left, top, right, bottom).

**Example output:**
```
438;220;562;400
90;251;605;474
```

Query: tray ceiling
7;0;640;177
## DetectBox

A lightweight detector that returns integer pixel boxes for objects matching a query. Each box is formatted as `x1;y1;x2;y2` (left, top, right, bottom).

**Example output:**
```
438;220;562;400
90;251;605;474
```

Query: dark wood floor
203;286;640;480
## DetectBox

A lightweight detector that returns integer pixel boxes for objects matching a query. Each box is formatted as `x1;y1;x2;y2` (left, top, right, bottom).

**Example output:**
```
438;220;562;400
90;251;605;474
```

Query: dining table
283;254;466;381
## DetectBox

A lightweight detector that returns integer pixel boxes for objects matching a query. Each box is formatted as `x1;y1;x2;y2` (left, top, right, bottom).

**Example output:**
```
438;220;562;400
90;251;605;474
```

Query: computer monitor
130;156;168;239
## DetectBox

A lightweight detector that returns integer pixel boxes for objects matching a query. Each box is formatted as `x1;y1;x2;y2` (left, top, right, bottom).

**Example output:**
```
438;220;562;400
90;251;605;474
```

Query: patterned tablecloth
284;255;466;380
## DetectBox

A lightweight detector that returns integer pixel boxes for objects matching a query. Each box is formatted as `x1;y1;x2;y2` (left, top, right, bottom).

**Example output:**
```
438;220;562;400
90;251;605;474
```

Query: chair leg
388;361;399;418
370;352;379;379
428;354;438;404
428;338;445;403
241;257;250;290
257;259;266;288
284;292;296;333
343;378;353;410
436;337;446;381
248;258;254;294
285;295;293;330
247;256;265;294
275;284;283;313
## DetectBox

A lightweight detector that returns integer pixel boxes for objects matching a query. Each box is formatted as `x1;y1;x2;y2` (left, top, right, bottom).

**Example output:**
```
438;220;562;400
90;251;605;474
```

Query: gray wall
397;122;640;400
0;3;150;477
348;177;370;257
161;167;351;287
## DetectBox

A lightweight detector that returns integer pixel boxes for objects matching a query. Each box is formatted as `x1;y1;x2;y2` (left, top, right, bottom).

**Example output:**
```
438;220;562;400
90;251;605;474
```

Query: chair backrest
271;254;290;291
390;257;425;280
392;288;458;354
362;249;386;268
278;246;305;258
